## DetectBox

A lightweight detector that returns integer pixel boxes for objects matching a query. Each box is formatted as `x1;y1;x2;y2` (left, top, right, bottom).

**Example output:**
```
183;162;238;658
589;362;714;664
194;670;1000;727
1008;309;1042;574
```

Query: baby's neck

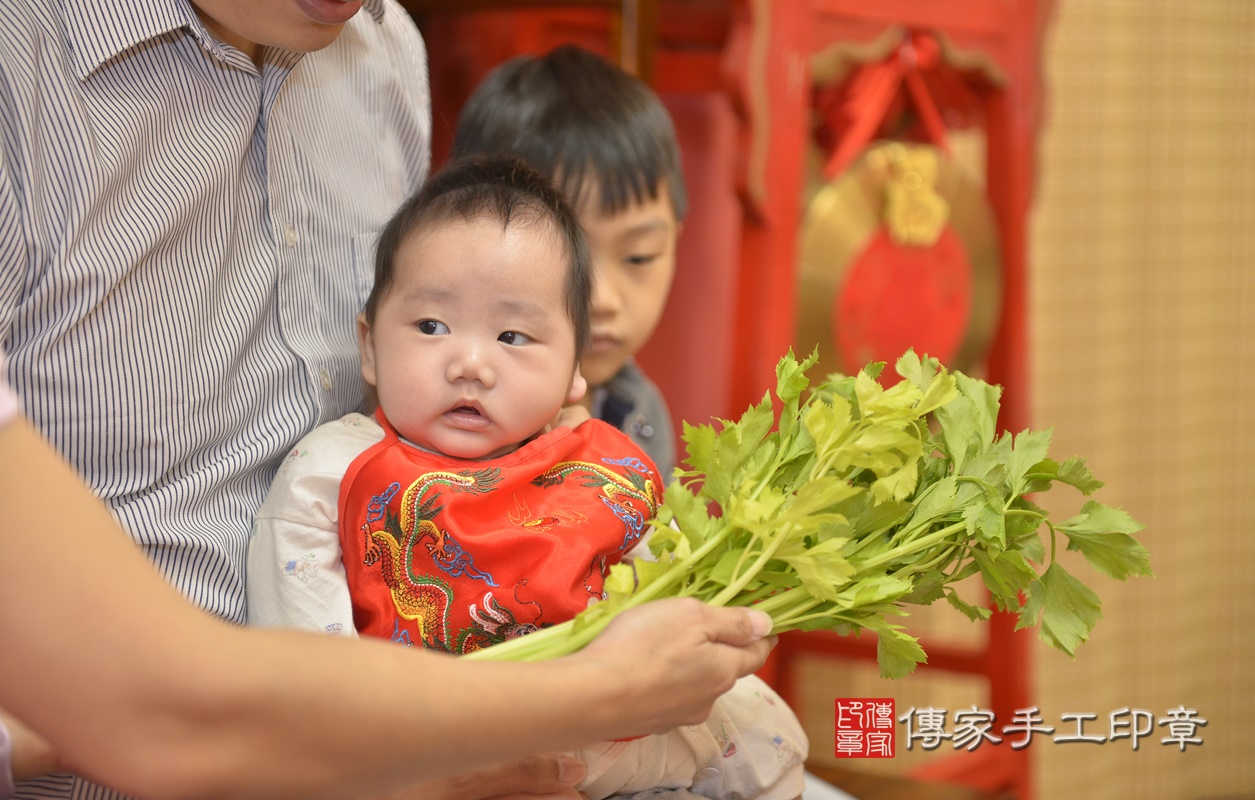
397;434;539;462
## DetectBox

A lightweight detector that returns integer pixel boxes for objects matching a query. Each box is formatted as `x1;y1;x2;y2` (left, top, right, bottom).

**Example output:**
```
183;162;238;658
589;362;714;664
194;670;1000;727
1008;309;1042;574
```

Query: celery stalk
465;350;1151;677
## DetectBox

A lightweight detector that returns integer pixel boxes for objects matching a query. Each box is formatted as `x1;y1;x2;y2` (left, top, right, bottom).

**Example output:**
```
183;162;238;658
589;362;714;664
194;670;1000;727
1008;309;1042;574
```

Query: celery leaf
1059;501;1153;580
1019;563;1103;656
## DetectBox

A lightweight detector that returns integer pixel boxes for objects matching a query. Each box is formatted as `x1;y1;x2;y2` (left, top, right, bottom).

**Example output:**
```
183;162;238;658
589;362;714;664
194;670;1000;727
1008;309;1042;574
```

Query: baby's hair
452;44;687;221
364;154;591;356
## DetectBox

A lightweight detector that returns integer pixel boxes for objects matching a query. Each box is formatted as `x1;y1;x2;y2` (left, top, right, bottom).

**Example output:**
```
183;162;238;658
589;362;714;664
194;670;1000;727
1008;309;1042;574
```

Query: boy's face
358;216;586;460
577;181;679;389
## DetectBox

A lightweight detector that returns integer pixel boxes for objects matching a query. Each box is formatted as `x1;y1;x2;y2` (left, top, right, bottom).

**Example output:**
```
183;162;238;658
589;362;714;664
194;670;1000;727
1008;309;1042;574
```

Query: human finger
544;404;591;433
578;599;776;732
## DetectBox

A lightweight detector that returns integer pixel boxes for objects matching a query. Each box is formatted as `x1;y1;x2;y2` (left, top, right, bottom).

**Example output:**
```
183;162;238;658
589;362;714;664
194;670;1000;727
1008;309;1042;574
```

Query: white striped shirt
0;0;428;792
0;347;15;427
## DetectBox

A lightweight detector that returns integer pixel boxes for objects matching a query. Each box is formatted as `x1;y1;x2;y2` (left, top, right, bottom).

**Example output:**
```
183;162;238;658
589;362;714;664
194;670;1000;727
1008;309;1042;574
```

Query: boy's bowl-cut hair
451;44;688;222
364;154;592;357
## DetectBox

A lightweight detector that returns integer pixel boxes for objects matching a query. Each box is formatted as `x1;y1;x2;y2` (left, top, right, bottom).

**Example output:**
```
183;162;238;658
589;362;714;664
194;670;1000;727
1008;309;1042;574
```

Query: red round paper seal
835;226;972;370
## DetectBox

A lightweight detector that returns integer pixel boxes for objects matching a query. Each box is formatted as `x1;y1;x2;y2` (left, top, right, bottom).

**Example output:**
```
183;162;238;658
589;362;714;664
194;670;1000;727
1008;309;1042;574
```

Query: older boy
452;44;684;478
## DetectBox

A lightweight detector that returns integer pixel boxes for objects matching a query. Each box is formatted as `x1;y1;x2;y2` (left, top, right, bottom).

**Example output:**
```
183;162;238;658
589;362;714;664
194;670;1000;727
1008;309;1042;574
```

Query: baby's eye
417;320;449;335
498;331;532;346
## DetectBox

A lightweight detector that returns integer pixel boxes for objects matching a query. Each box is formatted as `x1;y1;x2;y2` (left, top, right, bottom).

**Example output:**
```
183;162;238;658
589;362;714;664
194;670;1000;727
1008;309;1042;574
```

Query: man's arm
0;414;772;799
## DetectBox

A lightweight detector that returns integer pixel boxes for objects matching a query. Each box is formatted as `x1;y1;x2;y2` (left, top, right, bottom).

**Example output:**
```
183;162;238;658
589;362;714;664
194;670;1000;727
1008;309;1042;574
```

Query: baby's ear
566;366;588;405
356;313;379;387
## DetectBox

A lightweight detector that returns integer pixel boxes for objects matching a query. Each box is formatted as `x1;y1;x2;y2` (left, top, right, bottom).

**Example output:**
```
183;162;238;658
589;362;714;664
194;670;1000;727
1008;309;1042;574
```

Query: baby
248;154;806;799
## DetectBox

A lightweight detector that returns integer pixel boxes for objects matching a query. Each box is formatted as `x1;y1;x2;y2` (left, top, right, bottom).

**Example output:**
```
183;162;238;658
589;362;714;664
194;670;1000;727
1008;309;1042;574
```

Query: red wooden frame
408;3;1054;795
714;3;1054;797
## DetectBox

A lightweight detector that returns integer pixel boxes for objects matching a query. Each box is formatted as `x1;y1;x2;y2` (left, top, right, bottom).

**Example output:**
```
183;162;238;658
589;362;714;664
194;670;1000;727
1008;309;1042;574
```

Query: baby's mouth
444;401;489;430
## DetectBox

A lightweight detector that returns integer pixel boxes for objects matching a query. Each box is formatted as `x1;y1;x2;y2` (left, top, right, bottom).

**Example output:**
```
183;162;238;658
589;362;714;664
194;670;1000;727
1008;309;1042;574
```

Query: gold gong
796;140;1002;378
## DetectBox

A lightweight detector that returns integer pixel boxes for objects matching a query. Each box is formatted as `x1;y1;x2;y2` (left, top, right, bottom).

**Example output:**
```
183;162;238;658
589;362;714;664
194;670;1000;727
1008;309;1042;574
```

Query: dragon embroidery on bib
361;468;500;650
359;453;657;655
531;457;658;549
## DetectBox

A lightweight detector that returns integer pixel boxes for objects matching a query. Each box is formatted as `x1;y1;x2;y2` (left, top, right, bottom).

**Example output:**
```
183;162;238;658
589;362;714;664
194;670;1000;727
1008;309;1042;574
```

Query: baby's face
577;180;680;389
359;215;585;460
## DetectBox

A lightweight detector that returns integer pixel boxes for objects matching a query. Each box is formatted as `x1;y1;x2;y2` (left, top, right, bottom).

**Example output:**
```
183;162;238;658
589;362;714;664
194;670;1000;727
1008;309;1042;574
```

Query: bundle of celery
465;350;1151;677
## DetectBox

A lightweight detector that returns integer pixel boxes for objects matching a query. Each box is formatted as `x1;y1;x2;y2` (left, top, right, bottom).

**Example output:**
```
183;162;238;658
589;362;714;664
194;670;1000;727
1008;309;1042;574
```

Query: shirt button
283;225;299;247
631;414;655;439
318;368;333;391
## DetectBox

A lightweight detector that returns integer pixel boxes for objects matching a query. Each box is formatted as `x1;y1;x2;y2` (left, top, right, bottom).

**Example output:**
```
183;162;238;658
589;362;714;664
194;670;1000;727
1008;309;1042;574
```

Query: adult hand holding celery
464;349;1151;677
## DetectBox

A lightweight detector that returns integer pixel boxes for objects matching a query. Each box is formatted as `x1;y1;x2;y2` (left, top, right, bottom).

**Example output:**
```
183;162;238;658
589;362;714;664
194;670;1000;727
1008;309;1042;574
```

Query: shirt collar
64;0;388;80
64;0;197;79
363;0;386;23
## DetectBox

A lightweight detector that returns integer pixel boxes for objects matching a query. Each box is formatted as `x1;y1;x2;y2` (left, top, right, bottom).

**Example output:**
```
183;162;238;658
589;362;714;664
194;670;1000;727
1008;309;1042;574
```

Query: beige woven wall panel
1031;0;1255;797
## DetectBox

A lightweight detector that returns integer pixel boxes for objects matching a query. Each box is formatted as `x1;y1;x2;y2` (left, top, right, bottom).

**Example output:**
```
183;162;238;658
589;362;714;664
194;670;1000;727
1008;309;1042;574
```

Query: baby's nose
447;344;495;387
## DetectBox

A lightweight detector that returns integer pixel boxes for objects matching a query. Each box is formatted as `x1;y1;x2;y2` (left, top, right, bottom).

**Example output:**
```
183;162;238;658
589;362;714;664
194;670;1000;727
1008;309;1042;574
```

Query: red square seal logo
834;698;896;758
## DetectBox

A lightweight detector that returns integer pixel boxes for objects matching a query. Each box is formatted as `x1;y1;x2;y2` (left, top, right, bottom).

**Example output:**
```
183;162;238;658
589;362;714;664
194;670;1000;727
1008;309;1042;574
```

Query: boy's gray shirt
597;359;677;482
